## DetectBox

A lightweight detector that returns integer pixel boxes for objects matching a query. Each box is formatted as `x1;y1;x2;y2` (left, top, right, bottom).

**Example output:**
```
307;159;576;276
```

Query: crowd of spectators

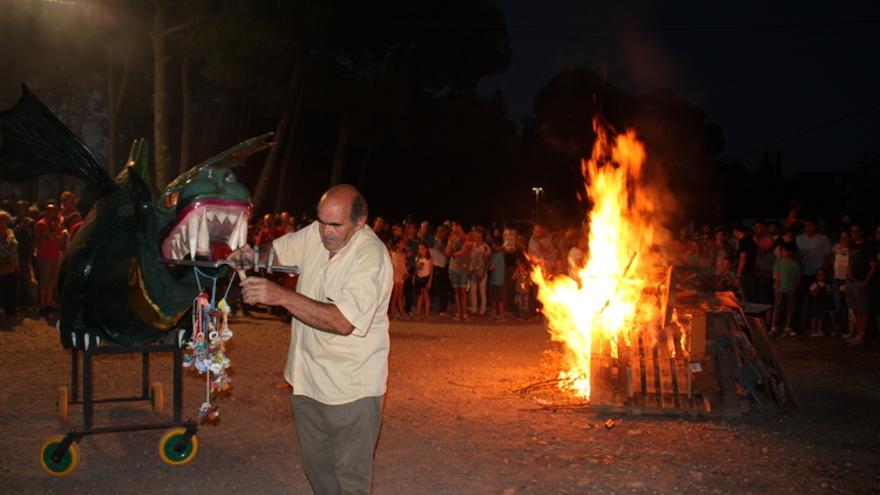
0;191;83;327
673;205;879;347
3;191;879;348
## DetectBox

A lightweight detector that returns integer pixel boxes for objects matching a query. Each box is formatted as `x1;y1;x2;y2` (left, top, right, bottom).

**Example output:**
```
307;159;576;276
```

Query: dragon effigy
0;85;270;350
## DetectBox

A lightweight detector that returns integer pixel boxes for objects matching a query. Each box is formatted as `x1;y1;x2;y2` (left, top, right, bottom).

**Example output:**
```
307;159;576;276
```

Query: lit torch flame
532;117;665;400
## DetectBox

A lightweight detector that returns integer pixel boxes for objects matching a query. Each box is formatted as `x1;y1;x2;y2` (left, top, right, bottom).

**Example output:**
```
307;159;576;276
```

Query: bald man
239;184;393;494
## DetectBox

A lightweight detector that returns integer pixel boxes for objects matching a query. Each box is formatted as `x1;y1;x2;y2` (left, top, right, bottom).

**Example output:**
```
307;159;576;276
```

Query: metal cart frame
48;343;197;466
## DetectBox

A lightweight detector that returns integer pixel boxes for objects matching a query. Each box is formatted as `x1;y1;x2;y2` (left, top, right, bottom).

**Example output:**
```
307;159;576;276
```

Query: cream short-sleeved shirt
273;221;393;405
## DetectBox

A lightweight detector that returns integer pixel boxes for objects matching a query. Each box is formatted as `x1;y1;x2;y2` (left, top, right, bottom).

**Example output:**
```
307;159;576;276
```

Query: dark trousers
796;274;816;329
0;272;18;318
432;266;451;313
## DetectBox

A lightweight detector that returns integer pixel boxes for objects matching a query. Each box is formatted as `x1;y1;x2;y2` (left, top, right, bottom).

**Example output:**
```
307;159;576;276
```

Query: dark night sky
481;1;880;172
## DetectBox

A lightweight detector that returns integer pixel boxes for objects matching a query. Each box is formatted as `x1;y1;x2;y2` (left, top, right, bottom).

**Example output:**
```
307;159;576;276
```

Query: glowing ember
532;117;668;400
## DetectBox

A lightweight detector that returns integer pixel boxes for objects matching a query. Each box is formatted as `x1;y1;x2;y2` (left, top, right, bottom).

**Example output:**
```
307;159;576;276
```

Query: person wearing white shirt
238;184;393;495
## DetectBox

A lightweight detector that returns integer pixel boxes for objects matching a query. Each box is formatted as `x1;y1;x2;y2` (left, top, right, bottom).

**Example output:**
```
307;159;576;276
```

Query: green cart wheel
158;427;198;466
40;436;79;477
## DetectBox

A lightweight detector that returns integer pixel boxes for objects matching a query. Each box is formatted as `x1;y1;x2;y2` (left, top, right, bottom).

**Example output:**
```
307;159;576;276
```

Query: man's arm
241;276;355;335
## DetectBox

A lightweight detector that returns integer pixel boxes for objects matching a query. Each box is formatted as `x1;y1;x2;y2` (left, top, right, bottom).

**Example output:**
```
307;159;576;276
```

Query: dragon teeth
187;213;200;259
197;209;210;254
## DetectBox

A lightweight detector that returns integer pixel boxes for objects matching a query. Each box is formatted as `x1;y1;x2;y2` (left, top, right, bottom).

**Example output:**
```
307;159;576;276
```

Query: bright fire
532;117;667;400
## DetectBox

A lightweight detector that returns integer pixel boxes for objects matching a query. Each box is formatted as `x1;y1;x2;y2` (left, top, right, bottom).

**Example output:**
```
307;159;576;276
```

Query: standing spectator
808;269;832;337
446;221;472;321
417;220;433;248
402;222;419;314
372;216;390;244
844;224;876;346
502;225;521;310
708;228;734;276
795;219;831;328
276;211;296;235
66;211;84;240
488;237;507;321
412;242;433;320
59;190;78;222
33;202;67;314
567;236;587;279
513;258;532;319
0;210;19;325
754;220;776;304
771;243;800;337
467;226;490;317
389;238;409;319
430;224;451;316
829;231;851;335
255;213;279;247
732;224;758;302
528;223;557;273
12;205;35;310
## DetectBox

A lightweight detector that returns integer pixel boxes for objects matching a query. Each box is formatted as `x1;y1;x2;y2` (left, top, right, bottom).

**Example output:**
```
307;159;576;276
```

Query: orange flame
532;117;667;400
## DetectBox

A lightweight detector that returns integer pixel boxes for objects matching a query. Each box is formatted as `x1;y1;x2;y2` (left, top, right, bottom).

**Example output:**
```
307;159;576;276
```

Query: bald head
317;184;368;256
319;184;368;224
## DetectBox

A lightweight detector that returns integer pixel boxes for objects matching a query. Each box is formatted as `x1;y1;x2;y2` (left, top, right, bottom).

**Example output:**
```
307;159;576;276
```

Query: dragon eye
164;192;179;209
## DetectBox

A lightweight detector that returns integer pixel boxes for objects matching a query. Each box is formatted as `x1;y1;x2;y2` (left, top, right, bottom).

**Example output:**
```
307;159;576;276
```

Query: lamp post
531;186;544;219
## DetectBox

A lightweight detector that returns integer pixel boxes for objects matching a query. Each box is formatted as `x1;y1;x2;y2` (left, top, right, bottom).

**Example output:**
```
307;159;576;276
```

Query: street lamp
531;186;544;219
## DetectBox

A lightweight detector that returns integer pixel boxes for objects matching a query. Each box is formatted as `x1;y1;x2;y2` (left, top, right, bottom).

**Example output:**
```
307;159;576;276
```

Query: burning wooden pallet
588;270;798;418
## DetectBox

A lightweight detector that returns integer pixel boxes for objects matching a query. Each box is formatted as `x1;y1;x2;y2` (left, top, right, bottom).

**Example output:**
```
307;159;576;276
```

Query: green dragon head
156;165;251;261
129;133;272;263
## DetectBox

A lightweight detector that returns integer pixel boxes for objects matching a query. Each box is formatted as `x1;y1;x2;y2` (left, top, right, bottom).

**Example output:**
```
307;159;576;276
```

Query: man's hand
241;276;288;306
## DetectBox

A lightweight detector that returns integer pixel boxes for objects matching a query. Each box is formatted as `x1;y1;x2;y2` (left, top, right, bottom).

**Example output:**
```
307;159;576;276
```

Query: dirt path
1;314;878;494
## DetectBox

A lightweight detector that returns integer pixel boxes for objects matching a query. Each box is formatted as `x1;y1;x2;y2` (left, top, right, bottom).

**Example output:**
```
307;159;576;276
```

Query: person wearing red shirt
33;202;67;313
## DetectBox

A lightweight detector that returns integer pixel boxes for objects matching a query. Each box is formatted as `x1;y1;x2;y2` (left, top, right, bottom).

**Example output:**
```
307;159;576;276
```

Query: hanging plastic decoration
182;269;236;422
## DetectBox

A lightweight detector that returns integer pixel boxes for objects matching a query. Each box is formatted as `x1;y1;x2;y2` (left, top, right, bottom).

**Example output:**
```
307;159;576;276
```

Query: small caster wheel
40;436;79;477
56;386;69;419
150;382;164;413
158;427;198;465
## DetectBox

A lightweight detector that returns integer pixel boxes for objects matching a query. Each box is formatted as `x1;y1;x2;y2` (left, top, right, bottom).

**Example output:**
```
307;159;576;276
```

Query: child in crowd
771;242;801;337
513;258;531;319
390;238;409;319
808;269;832;337
413;242;433;320
488;238;506;322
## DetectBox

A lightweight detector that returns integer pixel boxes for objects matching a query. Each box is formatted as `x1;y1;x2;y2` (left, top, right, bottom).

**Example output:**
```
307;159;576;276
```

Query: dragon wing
0;84;115;195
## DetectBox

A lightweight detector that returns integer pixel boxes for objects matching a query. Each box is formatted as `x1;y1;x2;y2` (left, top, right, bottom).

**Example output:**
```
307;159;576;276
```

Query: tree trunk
273;105;301;213
106;37;132;177
356;146;373;190
329;117;349;186
151;0;172;190
178;53;192;174
253;72;299;213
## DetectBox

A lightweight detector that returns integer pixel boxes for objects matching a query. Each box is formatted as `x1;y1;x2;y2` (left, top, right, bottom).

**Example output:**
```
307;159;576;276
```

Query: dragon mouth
160;199;250;261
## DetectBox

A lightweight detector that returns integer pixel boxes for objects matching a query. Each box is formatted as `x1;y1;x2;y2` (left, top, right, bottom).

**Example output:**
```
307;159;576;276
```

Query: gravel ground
1;312;878;494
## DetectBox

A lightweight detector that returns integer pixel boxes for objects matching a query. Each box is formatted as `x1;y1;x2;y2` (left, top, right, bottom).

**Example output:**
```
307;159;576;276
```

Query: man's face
753;222;765;236
533;225;545;238
850;226;863;242
317;198;363;256
804;221;817;236
45;205;59;220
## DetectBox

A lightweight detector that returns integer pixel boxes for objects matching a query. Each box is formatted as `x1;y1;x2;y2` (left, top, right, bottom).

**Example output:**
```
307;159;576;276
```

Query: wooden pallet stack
588;267;797;418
